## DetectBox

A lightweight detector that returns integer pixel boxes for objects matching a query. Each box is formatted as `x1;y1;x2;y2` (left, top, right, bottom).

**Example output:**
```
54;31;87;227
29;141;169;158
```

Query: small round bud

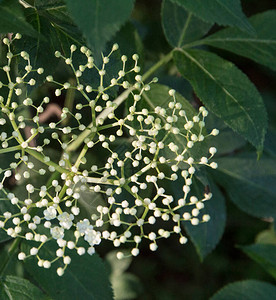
116;252;124;260
131;248;139;256
18;252;26;260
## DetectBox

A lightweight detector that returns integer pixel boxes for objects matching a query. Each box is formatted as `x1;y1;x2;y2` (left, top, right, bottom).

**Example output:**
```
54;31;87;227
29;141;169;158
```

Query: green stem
74;144;88;169
66;87;134;152
142;50;173;82
25;148;69;174
177;13;192;47
86;177;118;185
10;119;24;144
5;89;13;107
62;79;76;127
181;39;205;49
0;145;21;154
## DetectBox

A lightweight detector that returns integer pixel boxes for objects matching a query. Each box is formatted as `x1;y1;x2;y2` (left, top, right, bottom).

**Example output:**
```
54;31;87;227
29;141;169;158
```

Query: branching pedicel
0;34;219;276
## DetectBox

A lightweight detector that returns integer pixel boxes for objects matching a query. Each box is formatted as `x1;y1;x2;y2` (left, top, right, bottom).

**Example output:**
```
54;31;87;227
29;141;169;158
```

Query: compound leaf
161;0;212;47
65;0;134;55
180;177;226;260
212;153;276;219
170;0;254;34
174;49;267;152
0;0;38;37
203;10;276;71
0;275;47;300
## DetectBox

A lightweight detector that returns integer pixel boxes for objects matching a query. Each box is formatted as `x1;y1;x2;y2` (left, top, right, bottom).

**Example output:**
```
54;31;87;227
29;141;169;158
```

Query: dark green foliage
213;154;276;219
173;49;267;152
162;0;212;47
241;244;276;280
0;0;275;299
0;275;48;300
170;0;254;34
0;0;37;36
22;240;113;300
182;178;226;260
65;0;135;55
203;10;276;71
211;280;276;300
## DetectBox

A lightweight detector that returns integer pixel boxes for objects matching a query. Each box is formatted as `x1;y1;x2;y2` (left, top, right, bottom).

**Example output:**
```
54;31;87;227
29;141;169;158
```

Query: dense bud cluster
0;34;219;275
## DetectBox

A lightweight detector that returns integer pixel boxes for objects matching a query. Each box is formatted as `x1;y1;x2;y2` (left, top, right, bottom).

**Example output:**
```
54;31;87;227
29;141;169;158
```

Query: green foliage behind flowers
0;0;275;299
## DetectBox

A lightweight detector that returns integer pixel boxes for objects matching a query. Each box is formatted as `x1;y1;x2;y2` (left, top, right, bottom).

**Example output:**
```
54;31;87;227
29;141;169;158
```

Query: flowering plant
1;34;219;275
0;0;275;299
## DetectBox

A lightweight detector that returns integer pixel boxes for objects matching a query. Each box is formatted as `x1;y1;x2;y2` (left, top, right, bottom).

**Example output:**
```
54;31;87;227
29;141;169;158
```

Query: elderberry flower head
0;34;219;275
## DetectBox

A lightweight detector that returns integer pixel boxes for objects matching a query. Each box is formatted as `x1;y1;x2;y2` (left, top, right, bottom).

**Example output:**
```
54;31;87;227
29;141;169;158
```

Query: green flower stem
74;144;88;169
57;183;69;214
67;50;174;153
1;48;175;202
0;145;21;154
10;119;24;144
142;50;173;82
66;87;135;152
0;238;20;276
61;78;76;128
5;88;13;107
25;148;69;174
86;177;118;185
25;131;38;144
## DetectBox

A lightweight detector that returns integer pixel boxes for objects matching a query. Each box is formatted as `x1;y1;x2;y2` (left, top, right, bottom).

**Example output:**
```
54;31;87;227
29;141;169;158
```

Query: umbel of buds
0;34;219;276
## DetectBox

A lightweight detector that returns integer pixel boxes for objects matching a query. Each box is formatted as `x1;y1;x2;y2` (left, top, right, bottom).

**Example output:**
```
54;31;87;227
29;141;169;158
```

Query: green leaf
14;4;83;85
202;10;276;71
211;280;276;300
141;84;197;117
173;49;267;152
0;275;47;300
65;0;134;54
241;244;276;280
170;0;254;34
212;153;276;219
206;113;246;155
178;177;226;260
23;240;113;300
0;0;38;36
112;22;144;70
33;1;82;43
34;0;65;11
161;0;212;48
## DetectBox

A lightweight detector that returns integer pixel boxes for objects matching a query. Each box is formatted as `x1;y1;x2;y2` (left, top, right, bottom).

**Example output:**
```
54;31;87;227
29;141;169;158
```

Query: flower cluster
0;34;219;275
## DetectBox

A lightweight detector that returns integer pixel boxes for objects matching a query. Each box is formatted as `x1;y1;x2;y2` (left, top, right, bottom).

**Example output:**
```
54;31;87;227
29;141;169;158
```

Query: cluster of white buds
0;34;219;275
